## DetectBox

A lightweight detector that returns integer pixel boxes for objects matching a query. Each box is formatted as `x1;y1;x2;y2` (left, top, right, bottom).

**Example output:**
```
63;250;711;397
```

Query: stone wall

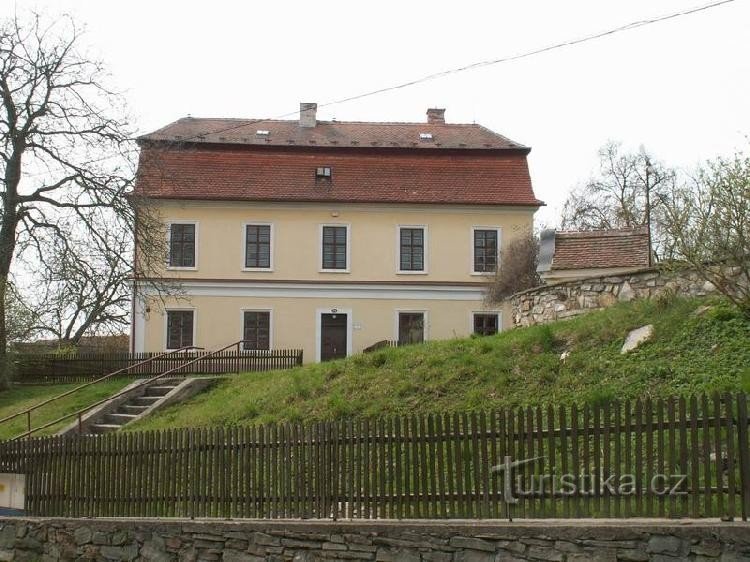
1;517;750;561
510;266;723;327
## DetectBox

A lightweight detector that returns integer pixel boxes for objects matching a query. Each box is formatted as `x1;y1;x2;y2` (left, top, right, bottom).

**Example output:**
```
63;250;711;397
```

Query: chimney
426;108;445;124
300;102;317;128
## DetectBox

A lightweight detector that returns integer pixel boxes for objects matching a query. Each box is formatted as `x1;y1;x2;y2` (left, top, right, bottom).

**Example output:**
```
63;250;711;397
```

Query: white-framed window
241;308;272;351
242;222;273;271
165;308;196;350
167;221;199;270
397;225;428;274
471;226;501;275
471;311;501;336
395;309;428;345
319;223;351;273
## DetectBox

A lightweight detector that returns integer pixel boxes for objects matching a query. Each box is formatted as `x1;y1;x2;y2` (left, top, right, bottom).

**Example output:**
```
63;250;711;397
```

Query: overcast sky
8;0;750;225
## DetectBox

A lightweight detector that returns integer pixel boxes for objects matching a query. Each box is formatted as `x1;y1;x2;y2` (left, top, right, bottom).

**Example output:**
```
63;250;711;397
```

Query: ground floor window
166;310;194;349
473;313;499;336
243;310;271;350
398;312;425;345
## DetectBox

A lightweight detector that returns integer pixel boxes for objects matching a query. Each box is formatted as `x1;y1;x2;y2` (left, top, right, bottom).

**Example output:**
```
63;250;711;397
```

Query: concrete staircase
88;379;184;434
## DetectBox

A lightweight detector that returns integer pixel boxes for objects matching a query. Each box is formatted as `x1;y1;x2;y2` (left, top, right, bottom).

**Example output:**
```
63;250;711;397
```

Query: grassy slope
131;296;750;431
0;379;131;440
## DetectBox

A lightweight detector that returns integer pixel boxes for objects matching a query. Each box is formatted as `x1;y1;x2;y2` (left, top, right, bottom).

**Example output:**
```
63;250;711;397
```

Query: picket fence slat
12;349;304;383
4;392;750;521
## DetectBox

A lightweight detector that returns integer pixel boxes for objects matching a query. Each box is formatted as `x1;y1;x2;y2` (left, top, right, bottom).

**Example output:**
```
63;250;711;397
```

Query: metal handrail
0;346;200;437
10;340;253;440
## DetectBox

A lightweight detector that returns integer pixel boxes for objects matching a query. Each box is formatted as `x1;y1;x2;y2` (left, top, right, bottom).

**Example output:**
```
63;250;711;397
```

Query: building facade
131;105;542;362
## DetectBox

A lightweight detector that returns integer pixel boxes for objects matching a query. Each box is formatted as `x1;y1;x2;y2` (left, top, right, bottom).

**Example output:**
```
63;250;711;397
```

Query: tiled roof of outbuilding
549;228;651;270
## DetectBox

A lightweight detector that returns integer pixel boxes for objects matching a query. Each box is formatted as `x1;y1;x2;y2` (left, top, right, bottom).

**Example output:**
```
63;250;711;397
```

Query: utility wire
169;0;738;144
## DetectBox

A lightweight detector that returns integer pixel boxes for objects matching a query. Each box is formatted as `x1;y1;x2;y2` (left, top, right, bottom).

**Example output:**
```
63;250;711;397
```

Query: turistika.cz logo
491;456;688;504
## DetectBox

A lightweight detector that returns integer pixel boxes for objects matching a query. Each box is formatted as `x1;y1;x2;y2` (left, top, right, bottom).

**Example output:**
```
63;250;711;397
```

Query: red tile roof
140;117;528;151
135;144;542;206
550;228;651;270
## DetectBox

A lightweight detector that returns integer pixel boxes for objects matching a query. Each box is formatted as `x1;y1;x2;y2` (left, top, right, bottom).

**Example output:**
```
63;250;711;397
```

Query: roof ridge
174;116;490;127
557;227;648;236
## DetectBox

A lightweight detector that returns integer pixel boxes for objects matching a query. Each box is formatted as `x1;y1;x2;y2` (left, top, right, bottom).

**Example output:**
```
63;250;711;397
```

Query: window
321;225;348;270
473;228;499;273
244;224;271;269
316;166;332;179
166;310;194;349
243;311;270;351
398;312;424;345
399;227;425;272
168;223;196;268
473;313;499;336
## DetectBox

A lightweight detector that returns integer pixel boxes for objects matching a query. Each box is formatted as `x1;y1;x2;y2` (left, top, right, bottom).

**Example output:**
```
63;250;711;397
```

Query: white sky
7;0;750;226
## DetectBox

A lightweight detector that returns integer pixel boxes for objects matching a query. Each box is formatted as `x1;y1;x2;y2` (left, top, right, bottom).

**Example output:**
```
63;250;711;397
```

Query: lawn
130;295;750;431
0;379;131;440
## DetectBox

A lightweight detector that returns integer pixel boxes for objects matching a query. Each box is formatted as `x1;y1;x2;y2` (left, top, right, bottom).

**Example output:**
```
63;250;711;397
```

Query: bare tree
486;232;540;303
660;150;750;316
4;280;36;343
561;141;678;260
0;13;167;387
25;212;132;344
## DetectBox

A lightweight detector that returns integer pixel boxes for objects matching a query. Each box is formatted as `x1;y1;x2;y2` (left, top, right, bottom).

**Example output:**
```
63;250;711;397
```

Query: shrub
486;232;540;302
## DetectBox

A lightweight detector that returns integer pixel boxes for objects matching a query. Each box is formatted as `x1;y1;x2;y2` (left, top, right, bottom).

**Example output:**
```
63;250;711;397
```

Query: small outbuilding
537;227;651;283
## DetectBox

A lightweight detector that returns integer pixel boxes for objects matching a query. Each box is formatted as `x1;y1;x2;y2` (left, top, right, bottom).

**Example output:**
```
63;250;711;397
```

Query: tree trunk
0;223;19;390
0;148;22;389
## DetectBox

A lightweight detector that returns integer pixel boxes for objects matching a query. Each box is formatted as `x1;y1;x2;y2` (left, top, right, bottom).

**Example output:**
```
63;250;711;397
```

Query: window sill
471;271;496;277
242;268;274;273
166;266;198;271
397;270;428;275
319;269;351;274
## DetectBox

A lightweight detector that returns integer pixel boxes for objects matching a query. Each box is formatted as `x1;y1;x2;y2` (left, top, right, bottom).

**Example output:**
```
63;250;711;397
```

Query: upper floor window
166;310;194;349
244;224;272;269
399;226;426;272
473;228;500;273
473;313;499;336
316;166;332;179
168;223;196;268
321;225;348;271
243;310;271;351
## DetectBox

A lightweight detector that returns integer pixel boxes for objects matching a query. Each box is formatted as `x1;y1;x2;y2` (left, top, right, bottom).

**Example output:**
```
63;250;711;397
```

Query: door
321;313;347;361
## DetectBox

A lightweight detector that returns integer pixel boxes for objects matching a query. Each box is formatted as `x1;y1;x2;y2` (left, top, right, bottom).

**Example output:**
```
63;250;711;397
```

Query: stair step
90;424;121;434
120;404;150;414
132;396;162;407
106;413;138;424
145;385;178;396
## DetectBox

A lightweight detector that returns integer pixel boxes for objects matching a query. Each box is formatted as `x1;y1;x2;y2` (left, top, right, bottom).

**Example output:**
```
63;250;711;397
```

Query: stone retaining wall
1;517;749;561
510;266;723;327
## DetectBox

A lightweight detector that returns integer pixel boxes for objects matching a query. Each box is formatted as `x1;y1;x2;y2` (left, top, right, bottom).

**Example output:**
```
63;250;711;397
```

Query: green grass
0;379;131;440
130;296;750;431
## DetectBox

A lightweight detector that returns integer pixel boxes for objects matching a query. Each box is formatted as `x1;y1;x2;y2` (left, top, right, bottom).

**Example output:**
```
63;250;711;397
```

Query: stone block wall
510;266;724;328
1;517;750;561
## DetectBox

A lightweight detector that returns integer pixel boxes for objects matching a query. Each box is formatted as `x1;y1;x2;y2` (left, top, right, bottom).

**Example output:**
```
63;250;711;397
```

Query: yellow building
132;105;542;362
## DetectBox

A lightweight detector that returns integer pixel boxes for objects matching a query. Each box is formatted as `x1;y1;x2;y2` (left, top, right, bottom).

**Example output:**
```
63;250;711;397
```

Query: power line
170;0;738;144
316;0;738;110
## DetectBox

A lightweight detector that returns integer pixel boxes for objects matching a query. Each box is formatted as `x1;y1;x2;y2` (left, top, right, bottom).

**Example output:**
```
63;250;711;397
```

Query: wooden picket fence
13;349;304;383
1;392;749;520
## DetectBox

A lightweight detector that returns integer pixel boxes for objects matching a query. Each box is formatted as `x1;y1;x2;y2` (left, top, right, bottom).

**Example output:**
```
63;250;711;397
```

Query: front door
321;313;347;361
